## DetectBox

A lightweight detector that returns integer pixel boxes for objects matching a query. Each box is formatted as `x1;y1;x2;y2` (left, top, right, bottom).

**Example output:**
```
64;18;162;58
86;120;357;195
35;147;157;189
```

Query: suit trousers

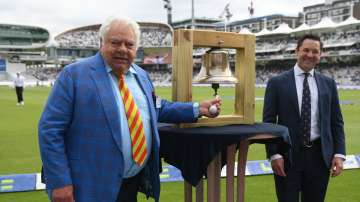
117;170;144;202
15;86;23;103
274;139;330;202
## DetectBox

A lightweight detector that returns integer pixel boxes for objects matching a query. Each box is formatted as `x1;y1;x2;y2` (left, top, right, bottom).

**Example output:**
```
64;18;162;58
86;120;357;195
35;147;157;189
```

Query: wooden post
207;153;221;202
196;179;204;202
237;140;250;202
226;144;237;202
185;181;192;202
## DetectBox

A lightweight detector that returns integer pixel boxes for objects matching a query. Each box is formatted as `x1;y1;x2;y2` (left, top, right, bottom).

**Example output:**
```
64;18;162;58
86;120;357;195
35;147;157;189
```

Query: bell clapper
209;84;220;115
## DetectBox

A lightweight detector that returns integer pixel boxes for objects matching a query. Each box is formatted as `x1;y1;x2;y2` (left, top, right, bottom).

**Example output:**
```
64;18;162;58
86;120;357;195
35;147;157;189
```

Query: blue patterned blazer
38;52;196;202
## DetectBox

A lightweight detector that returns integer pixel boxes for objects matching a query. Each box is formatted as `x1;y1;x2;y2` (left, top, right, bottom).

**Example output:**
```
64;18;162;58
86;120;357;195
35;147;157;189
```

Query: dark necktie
300;72;311;146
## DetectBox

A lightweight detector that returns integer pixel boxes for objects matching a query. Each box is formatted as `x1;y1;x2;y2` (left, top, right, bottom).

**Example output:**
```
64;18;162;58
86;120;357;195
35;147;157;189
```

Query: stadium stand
26;65;60;81
140;28;172;47
1;14;359;88
55;22;172;49
56;30;99;48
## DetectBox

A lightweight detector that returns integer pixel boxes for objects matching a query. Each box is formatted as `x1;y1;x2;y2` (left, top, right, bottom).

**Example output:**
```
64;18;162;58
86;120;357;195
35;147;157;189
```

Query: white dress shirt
294;64;320;141
14;76;24;87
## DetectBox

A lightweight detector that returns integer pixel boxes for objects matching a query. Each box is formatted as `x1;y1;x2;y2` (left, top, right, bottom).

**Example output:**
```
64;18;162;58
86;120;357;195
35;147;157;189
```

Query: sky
0;0;325;36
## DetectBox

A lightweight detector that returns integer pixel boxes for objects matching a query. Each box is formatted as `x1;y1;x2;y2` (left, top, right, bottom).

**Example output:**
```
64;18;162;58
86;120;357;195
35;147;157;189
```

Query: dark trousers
15;86;23;103
117;171;144;202
274;139;330;202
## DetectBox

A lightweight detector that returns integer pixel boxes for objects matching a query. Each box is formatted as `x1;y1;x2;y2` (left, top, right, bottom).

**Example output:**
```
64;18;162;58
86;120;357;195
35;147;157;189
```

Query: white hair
98;16;141;49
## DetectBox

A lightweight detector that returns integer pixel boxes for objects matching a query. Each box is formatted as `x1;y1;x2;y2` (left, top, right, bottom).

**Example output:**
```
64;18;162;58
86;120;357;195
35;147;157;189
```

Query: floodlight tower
191;0;195;29
163;0;172;25
248;1;254;18
219;3;232;31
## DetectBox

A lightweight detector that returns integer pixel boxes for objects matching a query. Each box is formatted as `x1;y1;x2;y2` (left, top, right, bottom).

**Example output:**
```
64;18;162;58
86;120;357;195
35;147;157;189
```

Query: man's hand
331;157;344;177
271;158;286;177
52;185;74;202
199;97;222;118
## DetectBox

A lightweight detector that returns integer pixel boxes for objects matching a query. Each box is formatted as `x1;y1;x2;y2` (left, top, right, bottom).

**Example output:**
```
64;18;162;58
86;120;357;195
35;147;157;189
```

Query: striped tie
118;74;148;166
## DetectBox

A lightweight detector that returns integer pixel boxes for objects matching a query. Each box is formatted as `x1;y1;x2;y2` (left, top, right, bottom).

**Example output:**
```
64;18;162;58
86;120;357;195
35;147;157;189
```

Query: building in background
171;17;222;30
0;23;49;84
0;23;49;63
304;0;360;25
225;14;300;33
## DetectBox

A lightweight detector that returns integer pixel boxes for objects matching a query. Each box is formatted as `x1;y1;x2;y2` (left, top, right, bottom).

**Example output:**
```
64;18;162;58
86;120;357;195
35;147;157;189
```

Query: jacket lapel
314;71;324;125
132;65;155;111
131;65;160;145
287;69;301;118
89;52;123;150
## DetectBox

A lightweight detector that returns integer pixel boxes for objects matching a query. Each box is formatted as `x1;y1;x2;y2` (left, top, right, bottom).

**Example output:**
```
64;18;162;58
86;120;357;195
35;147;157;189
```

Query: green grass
0;86;359;202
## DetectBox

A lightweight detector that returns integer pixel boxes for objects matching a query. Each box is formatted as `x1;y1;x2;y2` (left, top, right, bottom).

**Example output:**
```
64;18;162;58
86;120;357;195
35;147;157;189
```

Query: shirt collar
294;63;314;77
104;62;137;77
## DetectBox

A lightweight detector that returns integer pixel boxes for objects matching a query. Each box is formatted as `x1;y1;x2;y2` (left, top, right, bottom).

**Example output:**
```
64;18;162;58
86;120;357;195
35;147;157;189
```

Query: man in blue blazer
38;17;221;202
263;34;345;202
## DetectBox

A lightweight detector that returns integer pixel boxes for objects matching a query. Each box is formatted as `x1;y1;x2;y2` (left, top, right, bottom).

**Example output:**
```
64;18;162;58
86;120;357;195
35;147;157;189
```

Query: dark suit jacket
38;52;197;202
263;68;346;168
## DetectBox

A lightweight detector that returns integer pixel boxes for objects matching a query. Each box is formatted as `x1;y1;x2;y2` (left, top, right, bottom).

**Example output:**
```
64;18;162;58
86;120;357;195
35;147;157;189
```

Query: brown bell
193;50;238;84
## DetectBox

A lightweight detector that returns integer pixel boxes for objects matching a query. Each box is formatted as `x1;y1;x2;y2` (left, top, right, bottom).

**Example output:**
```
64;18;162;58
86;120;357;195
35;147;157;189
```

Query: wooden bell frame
172;29;255;128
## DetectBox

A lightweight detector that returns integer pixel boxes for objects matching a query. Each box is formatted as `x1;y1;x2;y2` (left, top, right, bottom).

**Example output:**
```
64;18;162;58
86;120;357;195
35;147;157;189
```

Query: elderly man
38;17;221;202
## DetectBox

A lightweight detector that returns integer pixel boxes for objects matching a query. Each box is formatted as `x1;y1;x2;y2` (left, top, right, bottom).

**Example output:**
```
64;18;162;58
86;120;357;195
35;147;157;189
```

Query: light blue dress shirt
106;64;152;178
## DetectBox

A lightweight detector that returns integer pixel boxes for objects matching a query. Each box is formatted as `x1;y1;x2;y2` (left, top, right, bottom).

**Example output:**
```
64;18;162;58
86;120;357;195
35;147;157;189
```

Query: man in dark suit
38;17;221;202
263;34;346;202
